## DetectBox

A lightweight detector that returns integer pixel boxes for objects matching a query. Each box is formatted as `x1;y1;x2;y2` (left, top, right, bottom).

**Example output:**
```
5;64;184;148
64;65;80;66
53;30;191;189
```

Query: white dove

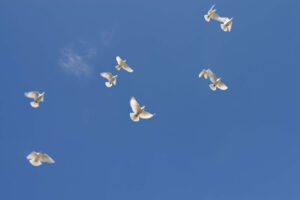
24;91;45;108
100;72;118;87
26;151;55;167
206;69;228;91
115;56;134;72
130;97;154;122
220;17;233;32
199;69;208;79
204;5;219;22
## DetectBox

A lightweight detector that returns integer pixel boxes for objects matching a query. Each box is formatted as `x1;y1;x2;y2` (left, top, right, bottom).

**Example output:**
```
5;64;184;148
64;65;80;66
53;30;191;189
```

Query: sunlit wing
41;154;55;163
116;56;122;65
207;69;217;83
25;91;39;99
217;82;228;90
26;152;37;160
101;72;113;80
122;63;134;72
212;15;227;23
199;69;207;79
209;5;215;12
140;111;154;119
130;97;141;113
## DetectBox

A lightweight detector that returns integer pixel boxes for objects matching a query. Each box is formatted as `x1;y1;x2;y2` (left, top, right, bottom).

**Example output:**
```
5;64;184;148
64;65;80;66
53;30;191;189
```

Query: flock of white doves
25;5;231;167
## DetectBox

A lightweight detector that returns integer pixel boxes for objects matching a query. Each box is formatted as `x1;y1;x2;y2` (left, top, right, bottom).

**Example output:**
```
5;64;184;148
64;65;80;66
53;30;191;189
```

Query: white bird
204;5;220;22
26;151;55;167
206;69;228;91
199;69;208;79
100;72;118;87
220;17;233;32
115;56;134;72
129;97;154;122
24;91;45;108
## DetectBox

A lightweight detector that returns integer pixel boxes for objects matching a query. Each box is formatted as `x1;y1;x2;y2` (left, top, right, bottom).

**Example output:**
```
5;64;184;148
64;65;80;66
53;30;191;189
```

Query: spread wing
27;152;37;160
130;97;141;113
207;69;217;83
209;5;215;12
140;111;154;119
217;82;228;90
122;63;134;72
199;69;207;79
217;17;229;23
41;154;55;163
25;91;39;100
101;72;113;80
116;56;122;65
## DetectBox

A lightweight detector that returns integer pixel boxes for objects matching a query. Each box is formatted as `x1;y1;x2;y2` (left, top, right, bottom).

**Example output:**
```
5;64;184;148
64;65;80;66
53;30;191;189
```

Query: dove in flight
26;151;55;166
100;72;118;87
24;91;45;108
115;56;134;72
220;17;233;32
129;97;154;122
204;5;219;22
206;69;228;91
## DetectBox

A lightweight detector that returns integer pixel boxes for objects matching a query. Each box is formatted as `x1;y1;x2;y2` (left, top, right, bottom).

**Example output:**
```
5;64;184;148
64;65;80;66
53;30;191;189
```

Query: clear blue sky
1;0;300;199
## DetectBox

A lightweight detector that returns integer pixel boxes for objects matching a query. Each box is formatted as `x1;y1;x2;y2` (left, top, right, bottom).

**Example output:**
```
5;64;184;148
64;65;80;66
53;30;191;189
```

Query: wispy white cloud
59;42;96;78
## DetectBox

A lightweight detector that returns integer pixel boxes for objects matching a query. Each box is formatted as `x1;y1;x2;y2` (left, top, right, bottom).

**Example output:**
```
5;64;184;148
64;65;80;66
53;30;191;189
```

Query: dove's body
27;152;55;167
130;97;154;122
115;56;134;72
24;91;45;108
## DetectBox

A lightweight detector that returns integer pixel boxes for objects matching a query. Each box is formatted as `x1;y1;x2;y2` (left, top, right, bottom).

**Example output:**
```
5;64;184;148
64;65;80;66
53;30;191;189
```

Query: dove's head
141;106;145;111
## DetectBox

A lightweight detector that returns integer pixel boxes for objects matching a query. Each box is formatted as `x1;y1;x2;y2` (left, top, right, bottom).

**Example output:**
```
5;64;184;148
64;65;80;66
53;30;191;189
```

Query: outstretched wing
217;82;228;90
140;111;154;119
41;154;55;163
209;5;215;12
26;152;37;160
122;63;134;72
199;69;207;79
116;56;122;65
101;72;113;80
207;69;217;83
218;17;229;23
25;91;39;100
130;97;141;113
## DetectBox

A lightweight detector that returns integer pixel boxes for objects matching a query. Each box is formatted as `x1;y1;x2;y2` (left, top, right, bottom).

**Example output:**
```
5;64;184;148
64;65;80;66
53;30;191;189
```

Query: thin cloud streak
59;43;96;78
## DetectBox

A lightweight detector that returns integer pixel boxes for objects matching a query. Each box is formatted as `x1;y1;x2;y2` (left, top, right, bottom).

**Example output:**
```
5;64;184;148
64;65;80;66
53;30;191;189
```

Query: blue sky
0;0;300;199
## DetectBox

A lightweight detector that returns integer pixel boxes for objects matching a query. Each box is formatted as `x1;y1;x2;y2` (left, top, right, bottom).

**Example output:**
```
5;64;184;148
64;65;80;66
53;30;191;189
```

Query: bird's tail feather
105;82;112;88
204;15;210;22
209;84;217;91
30;160;41;166
220;24;227;31
130;113;139;122
30;101;39;108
